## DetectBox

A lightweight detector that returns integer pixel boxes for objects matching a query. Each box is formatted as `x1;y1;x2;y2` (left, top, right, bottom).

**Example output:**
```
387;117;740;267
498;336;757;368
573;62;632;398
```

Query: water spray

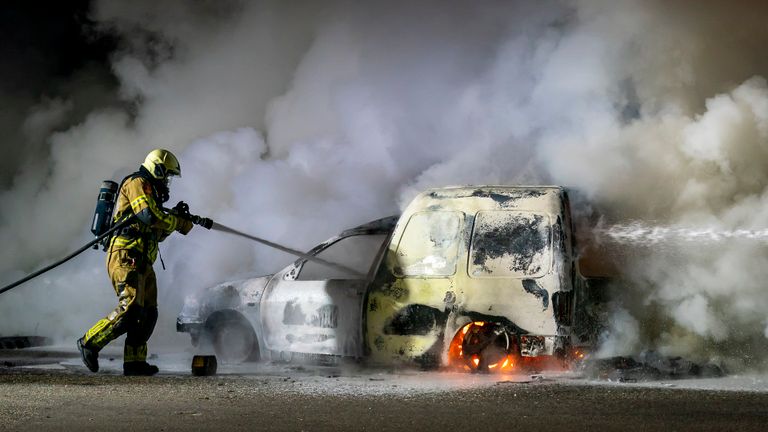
596;222;768;246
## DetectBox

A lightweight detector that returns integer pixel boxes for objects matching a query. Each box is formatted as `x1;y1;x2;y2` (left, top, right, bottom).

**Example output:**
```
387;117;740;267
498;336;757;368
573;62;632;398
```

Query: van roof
424;185;563;196
409;185;566;213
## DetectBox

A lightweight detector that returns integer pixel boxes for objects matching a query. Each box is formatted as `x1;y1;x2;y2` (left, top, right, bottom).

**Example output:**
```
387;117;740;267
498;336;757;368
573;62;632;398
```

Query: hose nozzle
170;201;213;229
191;215;213;230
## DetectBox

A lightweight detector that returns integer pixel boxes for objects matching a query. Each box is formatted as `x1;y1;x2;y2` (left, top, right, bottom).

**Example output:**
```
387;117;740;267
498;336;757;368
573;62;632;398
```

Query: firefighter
77;149;199;376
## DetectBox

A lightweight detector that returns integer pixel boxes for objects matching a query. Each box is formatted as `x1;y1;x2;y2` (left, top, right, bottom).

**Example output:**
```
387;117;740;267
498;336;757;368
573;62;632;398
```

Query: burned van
365;186;590;371
178;186;601;371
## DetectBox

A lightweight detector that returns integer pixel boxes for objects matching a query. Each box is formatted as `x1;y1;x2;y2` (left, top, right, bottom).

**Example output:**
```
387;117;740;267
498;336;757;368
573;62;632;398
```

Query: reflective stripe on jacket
109;175;180;263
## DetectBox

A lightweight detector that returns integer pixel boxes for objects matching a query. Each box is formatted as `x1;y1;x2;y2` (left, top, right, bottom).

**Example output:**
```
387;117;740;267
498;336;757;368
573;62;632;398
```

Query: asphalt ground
1;350;767;432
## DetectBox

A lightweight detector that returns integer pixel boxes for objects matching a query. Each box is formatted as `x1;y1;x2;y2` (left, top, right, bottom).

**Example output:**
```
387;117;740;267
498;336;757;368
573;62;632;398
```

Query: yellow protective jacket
109;172;187;263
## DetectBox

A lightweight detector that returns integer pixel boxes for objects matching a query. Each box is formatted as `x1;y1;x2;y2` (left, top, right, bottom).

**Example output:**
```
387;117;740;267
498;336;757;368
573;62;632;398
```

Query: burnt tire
207;315;259;364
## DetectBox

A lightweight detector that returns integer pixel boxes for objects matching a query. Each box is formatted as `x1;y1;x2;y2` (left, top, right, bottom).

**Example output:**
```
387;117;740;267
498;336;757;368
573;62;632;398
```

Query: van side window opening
470;211;552;278
298;234;389;280
394;211;462;277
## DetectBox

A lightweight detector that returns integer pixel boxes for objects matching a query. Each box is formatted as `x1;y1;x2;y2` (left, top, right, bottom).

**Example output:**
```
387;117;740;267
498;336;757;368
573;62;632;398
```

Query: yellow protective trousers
82;248;158;363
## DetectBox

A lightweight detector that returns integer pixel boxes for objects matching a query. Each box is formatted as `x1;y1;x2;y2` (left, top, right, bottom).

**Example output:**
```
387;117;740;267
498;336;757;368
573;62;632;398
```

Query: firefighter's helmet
142;149;181;180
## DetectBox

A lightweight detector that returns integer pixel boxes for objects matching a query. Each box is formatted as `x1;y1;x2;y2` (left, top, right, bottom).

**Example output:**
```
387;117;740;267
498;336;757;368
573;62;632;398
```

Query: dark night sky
0;1;120;183
0;1;115;99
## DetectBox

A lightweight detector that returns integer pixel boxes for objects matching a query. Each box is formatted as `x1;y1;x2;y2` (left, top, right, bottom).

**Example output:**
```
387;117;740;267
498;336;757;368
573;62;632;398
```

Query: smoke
3;0;768;369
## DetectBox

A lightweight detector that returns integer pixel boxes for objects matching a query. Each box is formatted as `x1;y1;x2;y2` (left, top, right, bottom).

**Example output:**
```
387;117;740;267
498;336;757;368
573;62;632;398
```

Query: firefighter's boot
77;338;99;373
123;361;159;376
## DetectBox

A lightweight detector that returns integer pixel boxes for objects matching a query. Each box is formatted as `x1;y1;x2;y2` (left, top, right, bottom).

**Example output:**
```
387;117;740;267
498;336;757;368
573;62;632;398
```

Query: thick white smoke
2;0;768;369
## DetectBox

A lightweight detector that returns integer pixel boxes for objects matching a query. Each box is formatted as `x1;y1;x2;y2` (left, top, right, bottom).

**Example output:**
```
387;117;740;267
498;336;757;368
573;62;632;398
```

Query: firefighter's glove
171;201;192;219
176;217;194;235
192;215;214;230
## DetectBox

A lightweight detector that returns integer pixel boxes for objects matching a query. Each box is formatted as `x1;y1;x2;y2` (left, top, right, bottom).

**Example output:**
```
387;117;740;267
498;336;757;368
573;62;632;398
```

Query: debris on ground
0;336;52;349
584;351;725;382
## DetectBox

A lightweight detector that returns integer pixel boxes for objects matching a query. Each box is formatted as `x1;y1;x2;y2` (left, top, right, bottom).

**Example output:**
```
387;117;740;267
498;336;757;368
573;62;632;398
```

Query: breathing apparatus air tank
91;180;119;249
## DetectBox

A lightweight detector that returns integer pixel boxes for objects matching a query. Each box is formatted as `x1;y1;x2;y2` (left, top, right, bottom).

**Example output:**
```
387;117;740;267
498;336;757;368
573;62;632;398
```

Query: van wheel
448;321;510;372
206;314;259;363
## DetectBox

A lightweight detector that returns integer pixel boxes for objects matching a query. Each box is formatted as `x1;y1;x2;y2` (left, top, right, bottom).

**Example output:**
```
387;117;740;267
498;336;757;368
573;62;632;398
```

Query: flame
462;323;472;335
500;355;516;371
473;321;485;327
472;356;480;367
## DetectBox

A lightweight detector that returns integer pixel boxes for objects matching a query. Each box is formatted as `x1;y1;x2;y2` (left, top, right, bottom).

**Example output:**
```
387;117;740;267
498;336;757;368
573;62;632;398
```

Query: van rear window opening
470;211;552;278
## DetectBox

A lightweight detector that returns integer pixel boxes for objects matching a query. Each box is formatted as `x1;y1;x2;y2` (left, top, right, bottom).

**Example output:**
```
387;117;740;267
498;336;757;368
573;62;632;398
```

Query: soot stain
383;304;447;336
380;283;406;300
472;213;548;275
522;279;549;311
368;297;379;312
428;188;550;205
470;189;548;205
283;301;338;328
282;300;306;325
310;304;338;329
374;335;385;351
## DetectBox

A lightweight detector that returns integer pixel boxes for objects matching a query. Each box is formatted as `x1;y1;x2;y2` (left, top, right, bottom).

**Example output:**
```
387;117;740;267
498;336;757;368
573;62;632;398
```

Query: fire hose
0;207;363;296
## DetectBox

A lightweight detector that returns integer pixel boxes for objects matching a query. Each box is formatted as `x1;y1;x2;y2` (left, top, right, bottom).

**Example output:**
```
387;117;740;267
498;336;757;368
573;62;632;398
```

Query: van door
261;234;388;357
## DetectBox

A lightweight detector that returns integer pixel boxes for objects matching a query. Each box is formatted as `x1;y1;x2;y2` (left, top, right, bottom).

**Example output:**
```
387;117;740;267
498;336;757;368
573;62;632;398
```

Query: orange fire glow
571;348;588;361
462;323;472;335
498;355;515;371
448;321;515;373
446;321;582;373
